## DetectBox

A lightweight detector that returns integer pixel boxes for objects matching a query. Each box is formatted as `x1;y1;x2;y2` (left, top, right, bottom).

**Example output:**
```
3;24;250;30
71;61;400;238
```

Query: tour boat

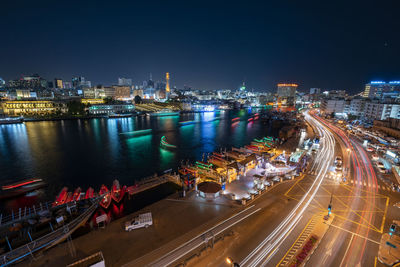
99;185;112;209
53;187;68;206
0;178;46;200
111;180;126;203
160;136;177;149
73;187;82;201
85;187;94;199
149;109;180;117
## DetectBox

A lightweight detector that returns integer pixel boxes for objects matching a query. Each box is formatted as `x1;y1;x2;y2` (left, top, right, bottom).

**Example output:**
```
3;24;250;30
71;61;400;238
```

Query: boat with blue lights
149;109;180;117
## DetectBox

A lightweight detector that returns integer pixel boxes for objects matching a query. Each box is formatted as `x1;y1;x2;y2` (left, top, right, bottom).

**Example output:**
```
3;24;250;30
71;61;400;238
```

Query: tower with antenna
165;72;170;93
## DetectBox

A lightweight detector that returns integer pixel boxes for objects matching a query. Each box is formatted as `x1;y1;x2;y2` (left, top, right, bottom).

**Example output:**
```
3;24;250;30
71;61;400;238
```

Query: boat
65;192;74;203
85;187;94;199
0;199;100;266
160;136;177;149
53;187;68;207
99;185;112;209
73;187;82;201
120;129;152;136
0;117;24;125
108;113;133;119
0;178;46;200
111;180;126;203
179;120;196;126
149;109;180;117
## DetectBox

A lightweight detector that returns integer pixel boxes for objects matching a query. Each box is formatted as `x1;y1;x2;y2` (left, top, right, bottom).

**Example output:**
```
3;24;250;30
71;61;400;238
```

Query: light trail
240;111;336;267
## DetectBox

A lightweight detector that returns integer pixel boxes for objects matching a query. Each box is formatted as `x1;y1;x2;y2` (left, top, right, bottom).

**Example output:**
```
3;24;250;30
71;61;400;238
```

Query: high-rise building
118;77;132;86
0;77;5;88
363;81;400;99
8;74;47;90
55;79;63;89
277;83;298;107
310;88;320;95
165;72;170;93
113;86;131;100
72;76;91;89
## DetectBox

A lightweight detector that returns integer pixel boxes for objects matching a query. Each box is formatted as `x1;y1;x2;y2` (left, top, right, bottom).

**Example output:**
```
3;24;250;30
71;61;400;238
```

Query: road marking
330;223;380;244
276;215;316;266
339;233;354;267
380;197;390;233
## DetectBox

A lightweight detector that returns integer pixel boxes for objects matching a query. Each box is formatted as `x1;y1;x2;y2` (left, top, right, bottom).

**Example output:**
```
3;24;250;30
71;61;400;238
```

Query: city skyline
1;1;400;93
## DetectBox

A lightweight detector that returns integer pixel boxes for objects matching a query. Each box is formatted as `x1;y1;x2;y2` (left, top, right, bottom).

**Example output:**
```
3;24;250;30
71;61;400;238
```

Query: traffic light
390;224;396;236
328;204;332;215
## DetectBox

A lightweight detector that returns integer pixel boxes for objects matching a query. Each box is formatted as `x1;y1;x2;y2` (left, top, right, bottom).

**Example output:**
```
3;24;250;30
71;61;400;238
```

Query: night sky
1;0;399;93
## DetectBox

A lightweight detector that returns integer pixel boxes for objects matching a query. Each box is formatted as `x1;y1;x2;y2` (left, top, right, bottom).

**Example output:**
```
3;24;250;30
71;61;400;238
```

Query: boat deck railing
0;198;100;266
0;201;53;228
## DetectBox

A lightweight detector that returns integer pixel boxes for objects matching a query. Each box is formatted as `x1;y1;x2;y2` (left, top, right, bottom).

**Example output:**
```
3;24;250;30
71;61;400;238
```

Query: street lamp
226;257;240;267
346;148;351;153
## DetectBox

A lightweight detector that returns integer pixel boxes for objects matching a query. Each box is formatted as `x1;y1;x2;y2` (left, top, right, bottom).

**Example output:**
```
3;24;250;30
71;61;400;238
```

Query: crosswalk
348;179;397;192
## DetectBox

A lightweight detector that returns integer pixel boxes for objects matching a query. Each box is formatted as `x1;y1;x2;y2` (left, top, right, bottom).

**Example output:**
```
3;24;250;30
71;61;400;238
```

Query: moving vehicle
125;212;153;231
372;154;379;161
366;147;374;152
378;167;386;174
377;161;385;168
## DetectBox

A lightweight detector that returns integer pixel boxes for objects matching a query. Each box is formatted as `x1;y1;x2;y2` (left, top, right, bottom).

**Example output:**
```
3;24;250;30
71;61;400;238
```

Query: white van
125;212;153;231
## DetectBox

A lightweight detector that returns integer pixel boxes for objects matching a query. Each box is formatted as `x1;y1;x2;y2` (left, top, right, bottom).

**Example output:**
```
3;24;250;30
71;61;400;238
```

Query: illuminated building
88;104;135;115
165;72;170;93
55;78;63;89
81;98;105;105
113;86;131;100
321;99;345;114
363;81;400;99
277;83;298;107
1;100;67;116
16;90;37;99
8;74;47;90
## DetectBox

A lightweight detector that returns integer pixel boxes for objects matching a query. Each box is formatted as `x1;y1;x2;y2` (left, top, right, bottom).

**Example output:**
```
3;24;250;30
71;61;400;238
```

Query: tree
67;101;86;115
134;95;142;104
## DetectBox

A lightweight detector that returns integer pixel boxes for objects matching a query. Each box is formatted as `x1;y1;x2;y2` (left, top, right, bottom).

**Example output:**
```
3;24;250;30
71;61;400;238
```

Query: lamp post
226;257;240;267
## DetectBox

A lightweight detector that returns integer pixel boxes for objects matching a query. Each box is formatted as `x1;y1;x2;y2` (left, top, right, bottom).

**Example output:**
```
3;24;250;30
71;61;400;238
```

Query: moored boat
149;109;180;117
111;180;126;203
73;187;82;201
99;185;112;209
53;187;68;207
85;187;94;199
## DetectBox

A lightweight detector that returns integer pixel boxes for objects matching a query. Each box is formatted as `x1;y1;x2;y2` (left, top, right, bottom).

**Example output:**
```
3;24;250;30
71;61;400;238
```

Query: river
0;109;282;212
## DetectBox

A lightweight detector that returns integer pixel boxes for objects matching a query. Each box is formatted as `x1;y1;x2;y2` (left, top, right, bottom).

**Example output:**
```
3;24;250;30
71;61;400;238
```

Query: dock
0;198;100;266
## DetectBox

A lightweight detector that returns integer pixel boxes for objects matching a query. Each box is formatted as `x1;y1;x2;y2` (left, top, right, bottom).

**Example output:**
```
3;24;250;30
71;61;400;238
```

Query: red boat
99;185;111;209
85;187;94;199
248;118;254;122
73;187;82;201
65;192;74;203
111;180;126;203
53;187;68;207
212;152;224;158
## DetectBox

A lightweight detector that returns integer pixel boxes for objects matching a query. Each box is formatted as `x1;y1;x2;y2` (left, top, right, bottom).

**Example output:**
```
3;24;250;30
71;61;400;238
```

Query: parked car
335;156;342;164
377;161;385;168
366;147;374;152
125;212;153;231
372;154;379;161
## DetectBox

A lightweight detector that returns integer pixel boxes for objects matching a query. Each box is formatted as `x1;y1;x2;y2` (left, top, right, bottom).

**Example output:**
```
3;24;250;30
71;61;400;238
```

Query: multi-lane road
140;110;400;267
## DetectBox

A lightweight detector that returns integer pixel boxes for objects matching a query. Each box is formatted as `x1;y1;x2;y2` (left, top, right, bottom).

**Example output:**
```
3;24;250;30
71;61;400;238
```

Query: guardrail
0;199;99;266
